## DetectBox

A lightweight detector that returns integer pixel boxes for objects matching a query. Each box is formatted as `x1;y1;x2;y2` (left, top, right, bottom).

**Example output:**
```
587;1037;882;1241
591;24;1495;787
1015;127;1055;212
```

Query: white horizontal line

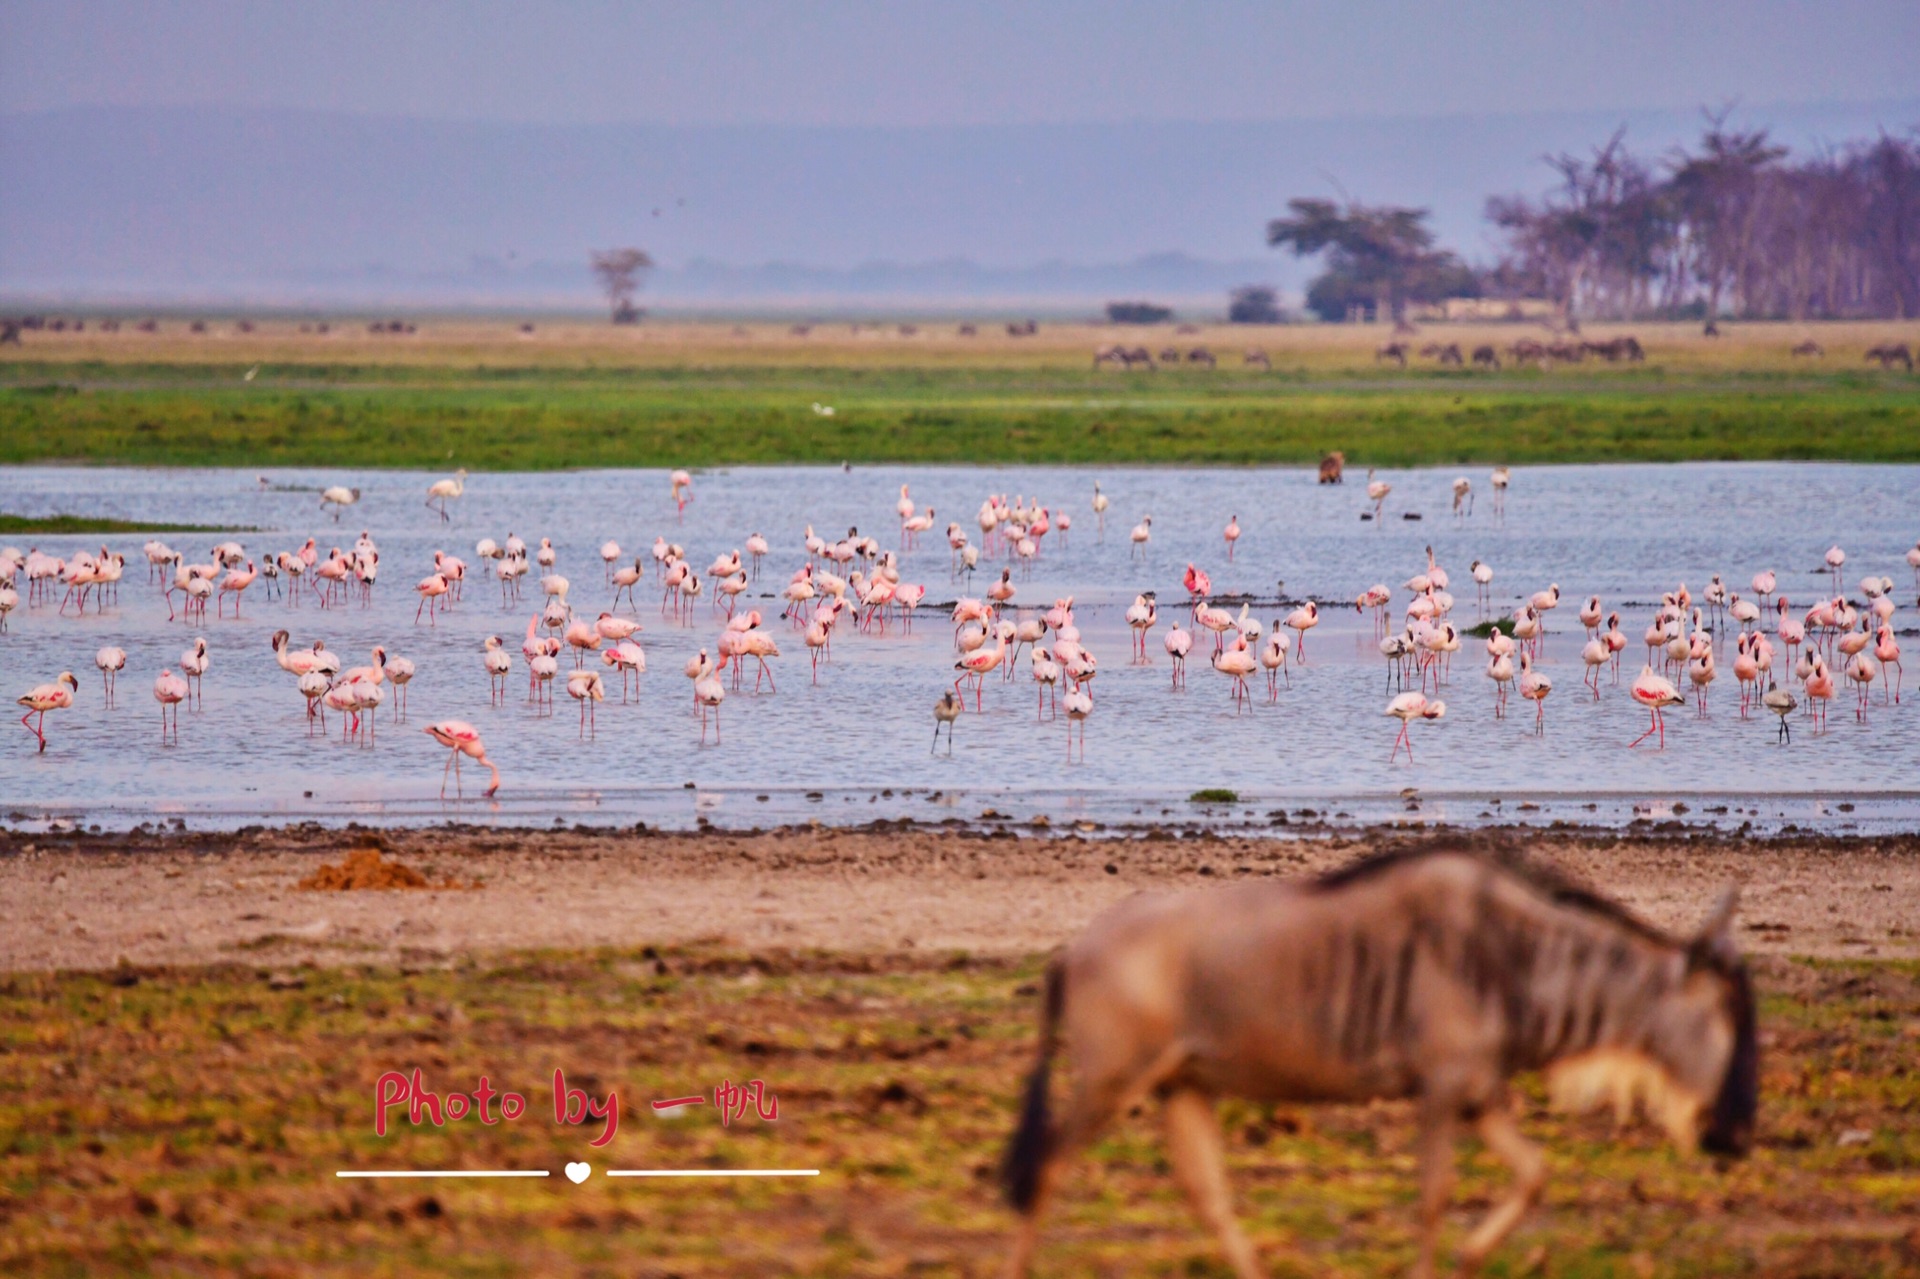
335;1169;550;1178
607;1169;821;1177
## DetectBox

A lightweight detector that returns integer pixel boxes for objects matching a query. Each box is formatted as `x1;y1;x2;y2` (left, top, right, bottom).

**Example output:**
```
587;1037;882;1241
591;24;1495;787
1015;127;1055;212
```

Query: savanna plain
2;319;1919;1277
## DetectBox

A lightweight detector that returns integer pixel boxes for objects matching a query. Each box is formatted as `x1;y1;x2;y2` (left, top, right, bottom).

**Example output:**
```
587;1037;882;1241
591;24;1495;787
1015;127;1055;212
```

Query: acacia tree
590;247;654;324
1266;199;1469;322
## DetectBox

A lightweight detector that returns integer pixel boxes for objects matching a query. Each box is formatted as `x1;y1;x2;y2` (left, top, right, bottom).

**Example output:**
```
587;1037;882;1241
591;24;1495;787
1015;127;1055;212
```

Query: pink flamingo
1384;691;1445;762
16;672;78;751
1628;666;1684;748
1222;514;1241;560
153;669;188;743
1875;625;1902;703
1164;620;1191;689
1212;634;1258;712
694;654;727;742
96;646;126;706
1284;601;1319;662
1062;686;1091;761
952;630;1009;710
425;721;499;796
217;560;256;617
414;572;450;625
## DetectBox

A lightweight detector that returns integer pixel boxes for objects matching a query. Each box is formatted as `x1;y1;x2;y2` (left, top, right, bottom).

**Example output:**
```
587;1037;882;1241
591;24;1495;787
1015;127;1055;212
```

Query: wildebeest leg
1412;1102;1460;1279
1454;1102;1546;1275
1163;1088;1264;1279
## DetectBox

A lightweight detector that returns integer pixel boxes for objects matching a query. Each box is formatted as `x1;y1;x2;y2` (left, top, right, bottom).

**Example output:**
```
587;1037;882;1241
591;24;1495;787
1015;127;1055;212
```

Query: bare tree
590;248;654;324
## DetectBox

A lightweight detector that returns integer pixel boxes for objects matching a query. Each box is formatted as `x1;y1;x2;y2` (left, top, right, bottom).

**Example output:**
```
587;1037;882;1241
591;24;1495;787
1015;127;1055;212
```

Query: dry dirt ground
5;823;1918;972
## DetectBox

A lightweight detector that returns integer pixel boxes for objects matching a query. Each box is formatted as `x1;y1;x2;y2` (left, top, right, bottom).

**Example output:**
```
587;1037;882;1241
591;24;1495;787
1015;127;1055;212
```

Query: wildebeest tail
1002;956;1065;1212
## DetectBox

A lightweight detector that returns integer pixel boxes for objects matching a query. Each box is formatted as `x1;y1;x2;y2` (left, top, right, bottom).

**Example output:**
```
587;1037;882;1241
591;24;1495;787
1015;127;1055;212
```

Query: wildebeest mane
1307;836;1673;946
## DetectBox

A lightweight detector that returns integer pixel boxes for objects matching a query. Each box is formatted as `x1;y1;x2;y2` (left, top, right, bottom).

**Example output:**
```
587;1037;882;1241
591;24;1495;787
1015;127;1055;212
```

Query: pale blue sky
4;0;1916;127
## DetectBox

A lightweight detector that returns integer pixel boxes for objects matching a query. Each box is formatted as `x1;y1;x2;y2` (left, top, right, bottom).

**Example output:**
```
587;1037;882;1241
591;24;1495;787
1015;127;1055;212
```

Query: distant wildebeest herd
1093;344;1272;370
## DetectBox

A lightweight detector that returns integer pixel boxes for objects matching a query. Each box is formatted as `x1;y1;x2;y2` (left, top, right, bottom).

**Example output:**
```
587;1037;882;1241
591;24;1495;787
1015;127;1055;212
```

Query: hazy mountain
3;100;1914;311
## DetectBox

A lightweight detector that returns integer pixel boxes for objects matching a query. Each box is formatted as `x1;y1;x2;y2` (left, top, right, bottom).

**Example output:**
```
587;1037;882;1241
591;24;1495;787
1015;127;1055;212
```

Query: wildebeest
1317;451;1345;484
1584;335;1645;362
1790;339;1824;358
1420;342;1464;367
1007;319;1039;337
1186;347;1216;368
1093;344;1154;370
1470;344;1500;370
1159;346;1183;365
1375;341;1408;368
1001;843;1755;1279
0;320;20;345
1865;342;1914;371
1242;349;1270;369
1508;337;1546;366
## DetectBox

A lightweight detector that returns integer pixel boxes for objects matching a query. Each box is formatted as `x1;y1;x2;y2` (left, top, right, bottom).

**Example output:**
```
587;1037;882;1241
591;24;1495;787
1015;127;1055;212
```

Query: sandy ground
4;822;1917;971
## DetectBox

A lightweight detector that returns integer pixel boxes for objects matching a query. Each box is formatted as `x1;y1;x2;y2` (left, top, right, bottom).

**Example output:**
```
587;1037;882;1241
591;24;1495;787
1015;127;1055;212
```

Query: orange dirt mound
298;847;448;891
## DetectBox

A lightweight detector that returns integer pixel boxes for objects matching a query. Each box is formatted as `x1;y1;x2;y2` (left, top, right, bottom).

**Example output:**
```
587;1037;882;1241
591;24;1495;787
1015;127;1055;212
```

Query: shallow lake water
2;461;1916;834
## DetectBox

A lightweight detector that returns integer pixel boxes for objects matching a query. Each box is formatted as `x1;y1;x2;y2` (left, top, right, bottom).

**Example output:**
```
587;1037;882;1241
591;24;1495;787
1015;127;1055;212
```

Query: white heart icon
564;1162;591;1184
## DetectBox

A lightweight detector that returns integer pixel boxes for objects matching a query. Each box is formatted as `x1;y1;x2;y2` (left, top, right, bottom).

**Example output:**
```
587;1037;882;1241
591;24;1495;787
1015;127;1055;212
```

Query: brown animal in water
1790;340;1824;358
1470;344;1500;370
1376;341;1408;368
1317;451;1345;484
1001;843;1756;1279
1865;342;1914;371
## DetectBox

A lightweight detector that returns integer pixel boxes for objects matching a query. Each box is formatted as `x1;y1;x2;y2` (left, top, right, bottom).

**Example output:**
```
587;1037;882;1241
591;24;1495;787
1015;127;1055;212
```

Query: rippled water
2;462;1916;833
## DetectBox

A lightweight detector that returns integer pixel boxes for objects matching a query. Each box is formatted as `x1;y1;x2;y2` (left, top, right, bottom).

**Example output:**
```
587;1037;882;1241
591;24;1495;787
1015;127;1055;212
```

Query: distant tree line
1271;113;1920;324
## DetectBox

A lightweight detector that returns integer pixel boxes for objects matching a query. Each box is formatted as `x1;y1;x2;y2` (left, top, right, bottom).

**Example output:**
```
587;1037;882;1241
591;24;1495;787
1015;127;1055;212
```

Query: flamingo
1687;646;1716;716
1222;514;1241;559
96;646;126;705
1751;569;1777;609
1486;646;1515;717
1183;562;1212;599
180;638;210;710
953;630;1009;710
1824;544;1846;592
1194;600;1236;654
153;669;187;743
426;469;467;522
1844;647;1877;721
567;669;605;736
1164;620;1192;689
1212;634;1258;711
16;672;78;751
425;721;499;796
482;635;513;703
320;485;360;520
1384;691;1444;762
671;469;694;515
1259;630;1291;698
1580;632;1608;696
1875;625;1902;703
1732;634;1761;715
1803;653;1835;733
1091;482;1111;538
1128;515;1152;558
1469;559;1493;615
414;572;450;624
1489;466;1510;516
1283;601;1319;661
1062;686;1092;761
694;653;727;742
1365;469;1391;519
1628;666;1684;748
1451;476;1473;518
932;689;961;753
383;654;415;719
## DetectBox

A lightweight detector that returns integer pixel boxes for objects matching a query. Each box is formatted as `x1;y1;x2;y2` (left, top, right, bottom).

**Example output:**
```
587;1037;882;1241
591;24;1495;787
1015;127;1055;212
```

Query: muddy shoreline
5;822;1916;971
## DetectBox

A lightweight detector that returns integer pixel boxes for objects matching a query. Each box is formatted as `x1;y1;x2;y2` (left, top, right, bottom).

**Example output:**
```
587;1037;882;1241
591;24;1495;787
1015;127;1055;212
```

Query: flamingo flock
4;463;1916;805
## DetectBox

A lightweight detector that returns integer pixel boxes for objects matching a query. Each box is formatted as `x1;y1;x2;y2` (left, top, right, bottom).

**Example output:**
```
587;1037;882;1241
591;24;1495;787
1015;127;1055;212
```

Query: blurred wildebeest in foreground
1002;843;1756;1279
1317;450;1345;483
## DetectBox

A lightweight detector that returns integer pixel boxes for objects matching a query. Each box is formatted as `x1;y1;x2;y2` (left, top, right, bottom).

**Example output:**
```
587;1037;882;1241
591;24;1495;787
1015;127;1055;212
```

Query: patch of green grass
1;361;1916;468
1189;789;1240;804
0;512;253;534
1;948;1915;1276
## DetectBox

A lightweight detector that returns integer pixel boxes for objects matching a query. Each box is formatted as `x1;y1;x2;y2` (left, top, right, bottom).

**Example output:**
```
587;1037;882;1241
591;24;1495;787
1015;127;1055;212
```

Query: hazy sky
5;0;1917;127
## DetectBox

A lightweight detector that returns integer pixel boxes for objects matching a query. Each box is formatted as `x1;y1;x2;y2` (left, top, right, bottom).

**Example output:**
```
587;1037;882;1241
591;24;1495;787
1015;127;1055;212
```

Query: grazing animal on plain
1864;342;1913;371
1790;339;1823;358
1470;344;1500;370
1375;341;1408;368
1000;843;1757;1279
